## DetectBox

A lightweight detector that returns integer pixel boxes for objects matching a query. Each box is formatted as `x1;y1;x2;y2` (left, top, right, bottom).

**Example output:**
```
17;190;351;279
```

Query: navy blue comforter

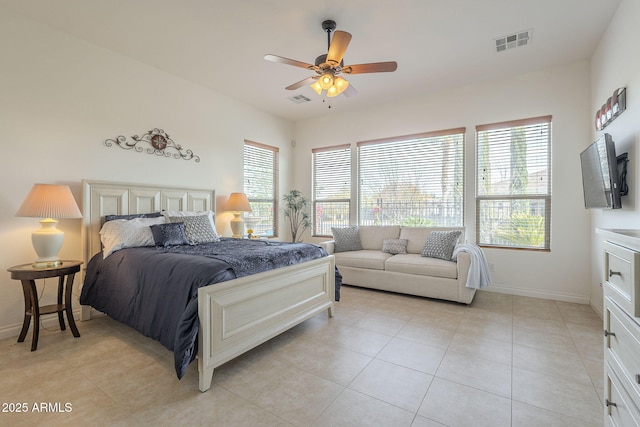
80;239;341;379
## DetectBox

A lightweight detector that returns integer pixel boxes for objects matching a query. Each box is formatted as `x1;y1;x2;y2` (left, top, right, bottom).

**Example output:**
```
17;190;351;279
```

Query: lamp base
31;219;64;268
230;213;245;239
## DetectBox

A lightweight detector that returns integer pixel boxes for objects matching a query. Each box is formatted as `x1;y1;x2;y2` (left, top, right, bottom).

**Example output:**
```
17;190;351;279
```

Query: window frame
312;144;352;237
475;115;552;251
243;140;279;238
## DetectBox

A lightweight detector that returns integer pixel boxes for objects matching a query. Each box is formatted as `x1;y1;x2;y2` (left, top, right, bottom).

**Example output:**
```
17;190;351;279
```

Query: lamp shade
16;184;82;219
226;192;252;212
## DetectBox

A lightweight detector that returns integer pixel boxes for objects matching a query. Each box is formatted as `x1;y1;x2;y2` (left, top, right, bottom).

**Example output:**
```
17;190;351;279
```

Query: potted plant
283;189;311;243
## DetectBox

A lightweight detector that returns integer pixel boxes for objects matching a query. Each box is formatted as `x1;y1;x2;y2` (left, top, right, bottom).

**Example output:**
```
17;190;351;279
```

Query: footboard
197;255;335;392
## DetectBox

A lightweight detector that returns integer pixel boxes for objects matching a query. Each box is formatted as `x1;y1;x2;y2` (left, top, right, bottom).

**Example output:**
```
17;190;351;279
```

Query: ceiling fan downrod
322;20;337;50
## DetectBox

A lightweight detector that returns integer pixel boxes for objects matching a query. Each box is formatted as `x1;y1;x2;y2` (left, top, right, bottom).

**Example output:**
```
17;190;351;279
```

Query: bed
79;180;337;392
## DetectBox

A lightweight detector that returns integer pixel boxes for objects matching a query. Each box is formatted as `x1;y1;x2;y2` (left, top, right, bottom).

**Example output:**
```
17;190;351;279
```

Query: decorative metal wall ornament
105;128;200;162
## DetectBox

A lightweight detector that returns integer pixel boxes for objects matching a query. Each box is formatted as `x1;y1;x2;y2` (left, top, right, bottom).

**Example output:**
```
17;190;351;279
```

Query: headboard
82;180;216;265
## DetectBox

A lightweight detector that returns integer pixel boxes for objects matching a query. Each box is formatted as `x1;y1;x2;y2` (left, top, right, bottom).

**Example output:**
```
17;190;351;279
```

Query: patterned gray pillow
421;231;461;260
332;226;362;252
169;215;219;244
382;238;408;254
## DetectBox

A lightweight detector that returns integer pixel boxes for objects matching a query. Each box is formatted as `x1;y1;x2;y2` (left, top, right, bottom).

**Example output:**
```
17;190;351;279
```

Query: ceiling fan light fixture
310;80;323;95
334;76;349;93
319;72;334;90
327;77;349;98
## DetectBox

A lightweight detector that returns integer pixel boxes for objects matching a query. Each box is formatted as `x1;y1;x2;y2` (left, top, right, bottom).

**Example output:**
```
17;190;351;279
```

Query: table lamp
16;184;83;268
226;192;252;238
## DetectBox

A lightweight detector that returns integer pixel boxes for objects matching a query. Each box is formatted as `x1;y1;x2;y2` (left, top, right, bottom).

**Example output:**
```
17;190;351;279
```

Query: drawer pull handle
604;330;616;337
636;374;640;384
609;270;622;278
606;399;617;408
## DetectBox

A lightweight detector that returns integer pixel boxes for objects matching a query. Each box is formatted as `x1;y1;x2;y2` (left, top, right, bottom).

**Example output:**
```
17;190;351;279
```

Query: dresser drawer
605;298;640;407
606;363;640;427
605;242;640;317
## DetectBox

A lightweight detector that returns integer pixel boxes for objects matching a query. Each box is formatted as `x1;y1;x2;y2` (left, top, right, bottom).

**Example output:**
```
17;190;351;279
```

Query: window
358;128;465;227
243;140;278;237
476;116;551;250
312;144;351;236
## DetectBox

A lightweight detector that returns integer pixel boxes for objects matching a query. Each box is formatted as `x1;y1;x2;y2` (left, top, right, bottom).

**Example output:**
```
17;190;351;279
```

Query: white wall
0;9;294;338
589;0;640;316
294;60;593;304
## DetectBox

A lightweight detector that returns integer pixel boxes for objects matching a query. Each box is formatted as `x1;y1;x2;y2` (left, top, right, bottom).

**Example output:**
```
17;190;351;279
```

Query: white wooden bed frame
81;180;335;392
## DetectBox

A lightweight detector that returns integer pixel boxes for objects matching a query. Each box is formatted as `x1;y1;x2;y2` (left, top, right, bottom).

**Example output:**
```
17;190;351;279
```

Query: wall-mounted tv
580;133;622;209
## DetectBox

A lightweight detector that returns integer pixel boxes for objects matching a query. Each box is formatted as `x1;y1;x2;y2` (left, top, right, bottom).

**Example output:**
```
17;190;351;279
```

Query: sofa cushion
334;250;394;270
385;254;458;279
332;226;362;252
359;226;401;250
382;238;408;254
421;230;461;260
400;226;465;254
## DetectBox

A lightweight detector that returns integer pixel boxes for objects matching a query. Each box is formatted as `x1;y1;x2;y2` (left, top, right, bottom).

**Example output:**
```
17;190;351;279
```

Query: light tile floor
0;287;604;426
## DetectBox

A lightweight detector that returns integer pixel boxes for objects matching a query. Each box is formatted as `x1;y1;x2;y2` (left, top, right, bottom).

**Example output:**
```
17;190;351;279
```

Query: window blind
476;116;551;250
357;128;465;227
312;144;351;236
244;140;279;237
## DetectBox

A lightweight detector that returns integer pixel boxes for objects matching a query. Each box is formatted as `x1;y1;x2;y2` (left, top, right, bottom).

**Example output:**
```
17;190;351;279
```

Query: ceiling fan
264;20;398;98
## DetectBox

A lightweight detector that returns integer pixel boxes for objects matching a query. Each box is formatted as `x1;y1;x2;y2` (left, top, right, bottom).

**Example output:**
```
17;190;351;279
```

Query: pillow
99;216;166;258
332;226;362;252
150;222;190;247
421;230;462;260
163;210;219;239
169;215;219;244
104;212;162;222
382;238;408;255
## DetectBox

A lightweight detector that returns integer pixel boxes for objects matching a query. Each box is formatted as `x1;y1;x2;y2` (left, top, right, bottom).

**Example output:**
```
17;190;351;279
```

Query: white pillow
99;217;166;258
162;210;219;239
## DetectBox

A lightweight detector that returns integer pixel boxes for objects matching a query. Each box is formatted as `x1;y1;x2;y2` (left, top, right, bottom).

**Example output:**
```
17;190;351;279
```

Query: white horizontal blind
358;128;465;227
312;144;351;236
476;116;551;250
244;140;279;237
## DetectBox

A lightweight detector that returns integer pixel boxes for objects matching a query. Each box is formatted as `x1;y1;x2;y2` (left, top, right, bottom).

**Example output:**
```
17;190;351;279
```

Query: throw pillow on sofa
332;226;362;252
382;238;408;254
421;230;461;260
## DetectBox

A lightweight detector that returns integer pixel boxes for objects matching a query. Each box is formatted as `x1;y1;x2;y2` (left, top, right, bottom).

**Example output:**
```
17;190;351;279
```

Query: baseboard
0;308;83;341
590;299;604;319
484;284;592;305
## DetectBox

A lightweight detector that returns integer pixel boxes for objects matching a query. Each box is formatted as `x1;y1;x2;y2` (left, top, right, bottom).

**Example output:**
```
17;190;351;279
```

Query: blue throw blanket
81;239;341;379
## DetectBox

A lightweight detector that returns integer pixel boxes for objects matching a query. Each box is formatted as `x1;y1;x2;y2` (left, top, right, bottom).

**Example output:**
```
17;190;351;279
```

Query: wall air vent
288;94;312;104
495;29;532;53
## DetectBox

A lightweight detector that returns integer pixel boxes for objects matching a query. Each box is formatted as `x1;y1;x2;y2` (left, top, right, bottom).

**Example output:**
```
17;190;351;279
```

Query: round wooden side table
7;260;82;351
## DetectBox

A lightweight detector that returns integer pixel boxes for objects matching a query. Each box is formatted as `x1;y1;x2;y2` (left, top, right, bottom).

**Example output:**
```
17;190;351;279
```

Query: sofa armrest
318;240;335;254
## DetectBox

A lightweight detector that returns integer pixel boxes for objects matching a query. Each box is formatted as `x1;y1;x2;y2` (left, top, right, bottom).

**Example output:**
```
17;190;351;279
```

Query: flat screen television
580;133;622;209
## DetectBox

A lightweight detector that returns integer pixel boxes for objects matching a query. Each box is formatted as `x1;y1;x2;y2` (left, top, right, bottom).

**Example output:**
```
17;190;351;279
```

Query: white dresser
598;229;640;426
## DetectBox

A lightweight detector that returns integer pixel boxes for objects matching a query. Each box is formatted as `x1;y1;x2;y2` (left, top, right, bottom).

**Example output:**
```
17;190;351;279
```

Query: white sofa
320;226;475;304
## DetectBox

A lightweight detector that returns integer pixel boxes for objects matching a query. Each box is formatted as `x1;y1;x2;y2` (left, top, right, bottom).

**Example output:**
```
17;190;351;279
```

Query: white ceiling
2;0;621;122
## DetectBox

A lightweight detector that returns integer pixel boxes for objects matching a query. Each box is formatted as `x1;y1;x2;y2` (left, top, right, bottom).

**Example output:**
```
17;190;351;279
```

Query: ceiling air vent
495;29;532;53
288;94;312;104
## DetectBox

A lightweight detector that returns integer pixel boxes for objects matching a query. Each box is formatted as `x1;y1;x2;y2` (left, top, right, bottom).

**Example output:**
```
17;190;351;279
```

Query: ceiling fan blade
327;30;352;65
264;54;315;70
343;61;398;74
285;76;318;90
343;83;358;98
